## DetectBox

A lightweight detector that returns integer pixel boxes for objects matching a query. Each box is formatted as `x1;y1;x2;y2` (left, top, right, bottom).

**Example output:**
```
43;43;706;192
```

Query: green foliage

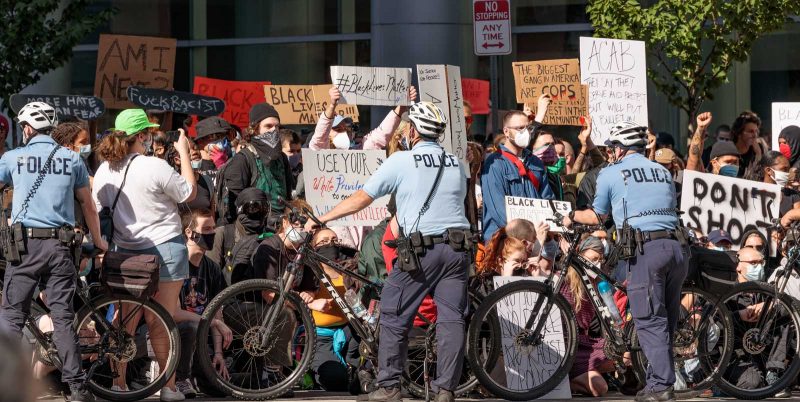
587;0;800;122
0;0;115;113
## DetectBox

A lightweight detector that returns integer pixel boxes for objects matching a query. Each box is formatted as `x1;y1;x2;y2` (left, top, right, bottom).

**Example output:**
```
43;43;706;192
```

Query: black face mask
238;213;266;234
316;244;340;262
191;231;216;251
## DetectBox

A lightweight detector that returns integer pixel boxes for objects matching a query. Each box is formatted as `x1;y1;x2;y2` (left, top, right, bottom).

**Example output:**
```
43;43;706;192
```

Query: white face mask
512;128;531;148
79;144;91;159
772;169;790;187
332;132;351;150
285;226;308;244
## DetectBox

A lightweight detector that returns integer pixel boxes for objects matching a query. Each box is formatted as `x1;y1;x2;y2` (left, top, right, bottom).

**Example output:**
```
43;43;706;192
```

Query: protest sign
263;84;360;125
680;170;782;248
461;78;490;114
513;59;587;126
94;34;176;109
302;149;390;226
126;86;224;116
580;37;648;144
493;276;572;400
504;196;572;232
193;77;269;129
9;94;105;120
417;65;469;173
772;103;800;150
330;66;411;106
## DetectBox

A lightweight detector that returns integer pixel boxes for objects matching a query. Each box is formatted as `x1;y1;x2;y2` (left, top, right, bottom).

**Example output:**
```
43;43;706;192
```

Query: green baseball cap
111;109;160;135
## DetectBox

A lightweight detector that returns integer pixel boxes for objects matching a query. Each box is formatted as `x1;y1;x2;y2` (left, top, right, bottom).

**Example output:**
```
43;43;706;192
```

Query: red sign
473;0;512;56
461;78;490;115
192;77;270;130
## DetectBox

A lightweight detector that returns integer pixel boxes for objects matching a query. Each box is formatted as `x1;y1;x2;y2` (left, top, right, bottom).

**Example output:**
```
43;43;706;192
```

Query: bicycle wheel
630;286;734;399
196;279;315;400
466;280;577;401
716;281;800;400
73;294;180;402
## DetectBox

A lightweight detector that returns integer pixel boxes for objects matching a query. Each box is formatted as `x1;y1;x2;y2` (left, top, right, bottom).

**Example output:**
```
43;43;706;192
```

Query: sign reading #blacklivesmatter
330;66;412;107
263;84;360;125
126;86;225;116
302;149;390;227
512;59;588;126
9;94;105;120
504;196;572;232
94;34;177;110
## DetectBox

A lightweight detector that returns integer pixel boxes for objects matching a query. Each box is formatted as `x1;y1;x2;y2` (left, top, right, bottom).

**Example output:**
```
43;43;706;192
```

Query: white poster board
680;170;782;249
505;196;572;232
330;66;411;106
417;64;469;173
493;276;572;400
772;102;800;150
580;37;648;145
302;149;391;226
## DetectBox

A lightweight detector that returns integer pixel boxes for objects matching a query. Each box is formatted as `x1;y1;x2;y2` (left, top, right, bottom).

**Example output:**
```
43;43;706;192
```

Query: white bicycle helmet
17;101;58;132
408;101;447;137
606;120;648;148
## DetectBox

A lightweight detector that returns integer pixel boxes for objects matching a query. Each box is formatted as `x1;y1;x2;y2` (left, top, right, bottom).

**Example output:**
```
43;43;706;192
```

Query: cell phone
165;130;181;143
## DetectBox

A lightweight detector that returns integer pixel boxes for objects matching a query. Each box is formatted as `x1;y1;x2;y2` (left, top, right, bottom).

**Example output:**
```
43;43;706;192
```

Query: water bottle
344;289;367;319
597;280;623;326
366;302;380;330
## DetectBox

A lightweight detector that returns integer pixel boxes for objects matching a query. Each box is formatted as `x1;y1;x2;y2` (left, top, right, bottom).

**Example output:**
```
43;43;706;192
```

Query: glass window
514;0;589;26
80;0;191;43
750;23;800;135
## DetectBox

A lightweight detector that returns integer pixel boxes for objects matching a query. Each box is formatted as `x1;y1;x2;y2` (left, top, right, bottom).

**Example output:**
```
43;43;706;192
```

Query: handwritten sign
126;86;224;116
772;103;800;151
302;149;389;226
330;66;411;106
493;276;572;400
94;34;176;110
263;85;360;125
417;65;469;173
513;59;587;126
461;78;490;114
192;77;269;129
504;196;572;232
580;37;648;144
680;170;782;248
9;94;105;120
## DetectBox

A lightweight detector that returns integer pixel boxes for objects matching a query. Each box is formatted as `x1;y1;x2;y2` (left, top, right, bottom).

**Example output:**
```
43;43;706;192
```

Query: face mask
541;240;559;261
780;143;792;160
718;163;739;177
400;136;410;151
601;239;611;258
546;157;567;175
288;154;302;170
217;138;232;154
79;144;91;159
533;144;558;165
512;129;531;148
713;246;728;252
745;263;764;281
190;160;202;169
255;129;280;149
285;226;308;244
528;240;542;257
191;231;216;251
772;169;790;187
586;263;600;279
210;147;229;168
142;135;153;153
317;244;341;262
332;132;351;150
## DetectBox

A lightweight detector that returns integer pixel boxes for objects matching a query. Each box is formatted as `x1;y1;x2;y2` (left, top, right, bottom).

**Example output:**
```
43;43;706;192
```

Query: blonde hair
565;236;605;311
387;121;410;157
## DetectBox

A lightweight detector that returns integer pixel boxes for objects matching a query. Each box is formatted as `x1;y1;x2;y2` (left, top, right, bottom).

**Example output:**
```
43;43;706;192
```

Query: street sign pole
474;0;511;135
490;55;499;134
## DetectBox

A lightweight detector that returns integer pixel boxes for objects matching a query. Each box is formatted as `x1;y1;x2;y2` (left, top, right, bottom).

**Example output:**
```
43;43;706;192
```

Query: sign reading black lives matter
680;170;782;249
505;196;572;232
10;94;106;120
330;66;411;107
126;86;225;116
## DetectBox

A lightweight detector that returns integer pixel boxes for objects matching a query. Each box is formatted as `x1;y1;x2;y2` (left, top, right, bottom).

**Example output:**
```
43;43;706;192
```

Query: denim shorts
113;235;189;282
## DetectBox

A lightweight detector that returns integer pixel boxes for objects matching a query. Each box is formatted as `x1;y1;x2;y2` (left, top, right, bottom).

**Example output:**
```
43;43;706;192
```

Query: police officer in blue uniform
0;102;107;402
305;101;471;402
563;121;686;402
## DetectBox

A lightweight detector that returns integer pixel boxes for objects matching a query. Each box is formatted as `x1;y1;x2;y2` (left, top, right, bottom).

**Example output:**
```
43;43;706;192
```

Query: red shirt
381;227;438;326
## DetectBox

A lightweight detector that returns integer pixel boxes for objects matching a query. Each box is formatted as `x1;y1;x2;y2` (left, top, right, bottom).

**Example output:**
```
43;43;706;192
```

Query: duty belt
26;227;61;239
641;229;678;243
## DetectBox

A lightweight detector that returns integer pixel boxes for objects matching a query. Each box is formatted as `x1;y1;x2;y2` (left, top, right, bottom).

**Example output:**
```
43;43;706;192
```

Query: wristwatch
568;210;576;221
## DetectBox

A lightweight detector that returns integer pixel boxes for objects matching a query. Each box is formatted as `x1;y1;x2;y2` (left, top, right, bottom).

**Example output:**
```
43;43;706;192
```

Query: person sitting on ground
706;229;733;251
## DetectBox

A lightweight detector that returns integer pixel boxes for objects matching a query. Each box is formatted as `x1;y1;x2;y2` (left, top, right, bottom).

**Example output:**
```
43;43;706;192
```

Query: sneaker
110;384;129;392
69;384;95;402
356;386;402;402
635;386;675;402
160;386;185;402
435;389;455;402
775;388;792;398
176;379;197;399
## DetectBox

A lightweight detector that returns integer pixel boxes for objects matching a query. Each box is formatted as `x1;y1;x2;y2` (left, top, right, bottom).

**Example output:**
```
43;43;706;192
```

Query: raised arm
310;87;342;151
686;112;713;173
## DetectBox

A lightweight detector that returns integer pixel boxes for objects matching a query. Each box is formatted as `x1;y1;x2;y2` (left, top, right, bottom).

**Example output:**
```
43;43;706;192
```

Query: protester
731;111;764;178
173;140;215;212
531;130;565;200
706;140;741;176
477;228;531;278
702;124;732;167
194;116;235;173
706;229;733;251
749;150;800;215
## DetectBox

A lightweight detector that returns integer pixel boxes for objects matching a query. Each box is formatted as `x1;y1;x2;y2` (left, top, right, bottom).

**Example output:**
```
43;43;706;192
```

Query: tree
587;0;800;125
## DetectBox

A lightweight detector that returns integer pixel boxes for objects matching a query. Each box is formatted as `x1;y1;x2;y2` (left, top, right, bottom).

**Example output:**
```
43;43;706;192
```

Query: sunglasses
238;200;270;216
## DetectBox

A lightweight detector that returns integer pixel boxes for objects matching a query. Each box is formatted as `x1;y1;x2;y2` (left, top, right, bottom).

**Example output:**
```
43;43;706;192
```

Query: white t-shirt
93;154;193;250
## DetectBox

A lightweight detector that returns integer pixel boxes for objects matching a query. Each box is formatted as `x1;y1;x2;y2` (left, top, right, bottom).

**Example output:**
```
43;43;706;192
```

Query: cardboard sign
330;66;411;106
9;94;105;120
504;196;572;232
302;149;390;226
680;170;782;249
263;85;360;125
126;86;224;116
772;103;800;150
580;37;648;144
461;78;490;114
94;34;177;110
493;276;572;400
193;77;269;129
417;65;469;173
513;59;587;126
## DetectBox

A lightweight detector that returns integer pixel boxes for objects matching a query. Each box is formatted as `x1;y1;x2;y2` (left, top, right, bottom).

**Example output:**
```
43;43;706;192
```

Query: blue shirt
480;145;555;241
362;141;469;236
0;135;89;228
593;153;679;231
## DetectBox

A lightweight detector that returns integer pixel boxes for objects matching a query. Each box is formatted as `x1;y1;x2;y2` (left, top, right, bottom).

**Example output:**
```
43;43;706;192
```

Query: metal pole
490;55;499;135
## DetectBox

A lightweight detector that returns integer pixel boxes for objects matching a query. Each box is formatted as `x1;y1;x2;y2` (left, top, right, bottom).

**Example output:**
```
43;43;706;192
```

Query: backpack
227;231;262;286
686;245;738;295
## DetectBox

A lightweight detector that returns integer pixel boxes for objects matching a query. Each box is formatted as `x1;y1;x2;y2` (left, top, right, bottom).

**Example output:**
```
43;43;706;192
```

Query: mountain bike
466;204;734;400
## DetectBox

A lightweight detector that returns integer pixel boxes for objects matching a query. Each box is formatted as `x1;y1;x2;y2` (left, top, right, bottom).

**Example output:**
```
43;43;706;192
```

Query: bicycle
465;205;734;400
194;209;493;400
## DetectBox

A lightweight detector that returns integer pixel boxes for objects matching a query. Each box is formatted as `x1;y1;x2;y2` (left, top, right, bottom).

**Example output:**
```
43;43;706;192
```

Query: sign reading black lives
10;94;106;120
126;86;225;116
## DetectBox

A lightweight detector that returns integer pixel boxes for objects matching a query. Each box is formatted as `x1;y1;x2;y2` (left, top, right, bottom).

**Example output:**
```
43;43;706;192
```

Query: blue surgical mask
400;136;410;151
541;240;559;261
601;239;611;258
288;154;302;170
191;160;202;169
719;164;740;177
79;144;91;159
713;246;728;252
745;263;764;281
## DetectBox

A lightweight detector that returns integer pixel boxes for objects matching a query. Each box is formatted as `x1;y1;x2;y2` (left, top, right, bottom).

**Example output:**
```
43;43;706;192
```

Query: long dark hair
731;111;761;145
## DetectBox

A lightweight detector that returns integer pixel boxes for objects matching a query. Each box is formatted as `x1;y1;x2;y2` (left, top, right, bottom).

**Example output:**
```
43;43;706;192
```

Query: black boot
635;386;674;402
69;384;95;402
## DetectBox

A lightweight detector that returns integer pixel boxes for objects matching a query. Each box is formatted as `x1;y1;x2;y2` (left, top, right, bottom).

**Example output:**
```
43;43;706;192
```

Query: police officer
0;102;108;402
563;121;686;402
305;102;470;402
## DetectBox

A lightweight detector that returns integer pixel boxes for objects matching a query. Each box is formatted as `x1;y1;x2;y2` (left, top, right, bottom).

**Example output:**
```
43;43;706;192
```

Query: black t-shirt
249;235;318;292
186;174;213;211
181;255;227;315
198;159;218;182
781;187;800;216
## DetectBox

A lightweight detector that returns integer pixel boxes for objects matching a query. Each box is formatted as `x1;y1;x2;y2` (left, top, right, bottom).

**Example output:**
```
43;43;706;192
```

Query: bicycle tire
196;279;316;400
716;281;800;400
466;280;578;401
74;294;180;402
630;286;734;399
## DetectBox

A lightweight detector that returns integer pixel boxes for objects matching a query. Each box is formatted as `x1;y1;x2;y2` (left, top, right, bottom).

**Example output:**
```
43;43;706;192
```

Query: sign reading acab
473;0;512;56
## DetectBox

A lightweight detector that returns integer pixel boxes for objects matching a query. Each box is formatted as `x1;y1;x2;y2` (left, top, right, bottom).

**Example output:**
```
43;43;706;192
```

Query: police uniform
0;135;89;386
362;140;470;393
592;152;687;394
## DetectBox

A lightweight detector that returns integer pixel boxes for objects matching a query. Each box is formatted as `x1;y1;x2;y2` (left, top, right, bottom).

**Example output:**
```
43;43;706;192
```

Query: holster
394;232;422;273
446;228;475;252
618;224;636;260
2;223;26;263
